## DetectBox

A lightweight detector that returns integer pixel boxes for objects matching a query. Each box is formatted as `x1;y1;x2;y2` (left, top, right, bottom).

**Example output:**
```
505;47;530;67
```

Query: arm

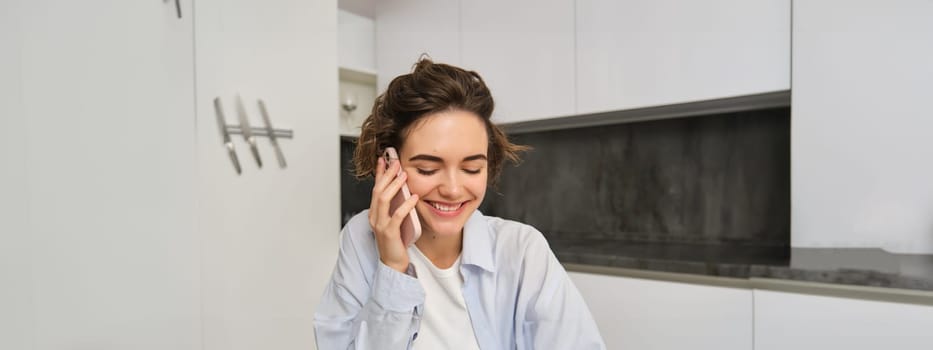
515;232;606;350
313;224;425;350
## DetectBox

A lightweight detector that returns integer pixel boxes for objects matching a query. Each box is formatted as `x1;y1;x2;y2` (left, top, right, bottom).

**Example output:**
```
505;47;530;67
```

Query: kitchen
2;0;932;349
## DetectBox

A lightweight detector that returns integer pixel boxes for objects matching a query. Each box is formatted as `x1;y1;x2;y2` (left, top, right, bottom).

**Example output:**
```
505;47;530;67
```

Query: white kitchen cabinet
754;289;933;350
375;0;460;93
569;272;753;350
13;1;201;348
195;0;339;349
460;0;575;124
575;0;790;115
339;9;376;73
3;1;339;349
0;1;30;349
791;0;933;254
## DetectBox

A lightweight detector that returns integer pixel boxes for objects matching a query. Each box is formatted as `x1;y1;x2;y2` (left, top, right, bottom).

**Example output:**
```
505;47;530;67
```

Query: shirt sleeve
313;224;426;350
515;231;606;350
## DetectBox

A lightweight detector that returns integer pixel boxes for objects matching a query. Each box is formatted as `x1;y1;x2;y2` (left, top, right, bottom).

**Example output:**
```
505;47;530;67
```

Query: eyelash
416;168;482;175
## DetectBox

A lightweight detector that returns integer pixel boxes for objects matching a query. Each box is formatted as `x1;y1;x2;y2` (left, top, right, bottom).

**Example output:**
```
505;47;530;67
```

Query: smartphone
383;147;422;247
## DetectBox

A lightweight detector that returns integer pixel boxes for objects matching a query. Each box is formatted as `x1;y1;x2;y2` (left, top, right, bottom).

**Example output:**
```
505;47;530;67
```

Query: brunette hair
353;57;528;185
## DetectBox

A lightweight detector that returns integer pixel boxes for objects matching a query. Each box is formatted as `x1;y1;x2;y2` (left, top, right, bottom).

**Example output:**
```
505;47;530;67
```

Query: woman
314;58;605;349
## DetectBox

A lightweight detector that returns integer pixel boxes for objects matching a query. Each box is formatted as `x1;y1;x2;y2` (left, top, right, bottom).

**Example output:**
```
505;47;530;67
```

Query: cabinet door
569;272;753;350
791;0;933;254
576;0;790;114
754;289;933;350
16;1;200;348
375;0;460;93
460;0;575;124
0;1;29;348
194;0;339;349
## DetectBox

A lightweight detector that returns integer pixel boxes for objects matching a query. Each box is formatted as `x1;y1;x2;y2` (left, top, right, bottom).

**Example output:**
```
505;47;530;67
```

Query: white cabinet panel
18;0;201;348
791;0;933;254
0;1;31;348
569;272;752;350
375;0;460;93
339;9;376;72
754;289;933;350
195;0;339;349
576;0;790;114
461;0;575;124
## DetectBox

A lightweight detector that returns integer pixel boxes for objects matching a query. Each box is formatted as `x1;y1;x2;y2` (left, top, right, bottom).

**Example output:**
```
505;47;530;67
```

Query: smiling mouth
425;200;466;212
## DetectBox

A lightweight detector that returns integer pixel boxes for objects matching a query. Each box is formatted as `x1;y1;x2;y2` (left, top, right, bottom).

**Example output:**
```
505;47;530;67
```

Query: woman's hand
369;156;420;273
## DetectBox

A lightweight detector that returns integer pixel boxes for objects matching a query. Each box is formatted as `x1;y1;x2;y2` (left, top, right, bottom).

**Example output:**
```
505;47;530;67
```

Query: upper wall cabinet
375;0;460;93
461;0;575;124
339;9;376;73
575;0;790;115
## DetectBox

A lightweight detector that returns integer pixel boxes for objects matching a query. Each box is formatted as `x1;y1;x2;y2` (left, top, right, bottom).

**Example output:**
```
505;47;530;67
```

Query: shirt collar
461;209;496;273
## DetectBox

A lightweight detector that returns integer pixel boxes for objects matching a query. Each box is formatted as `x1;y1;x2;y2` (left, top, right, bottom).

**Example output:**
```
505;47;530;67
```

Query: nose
437;171;463;199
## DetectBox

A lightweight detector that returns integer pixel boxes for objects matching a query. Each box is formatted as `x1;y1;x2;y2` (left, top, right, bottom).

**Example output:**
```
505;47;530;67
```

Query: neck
414;228;463;269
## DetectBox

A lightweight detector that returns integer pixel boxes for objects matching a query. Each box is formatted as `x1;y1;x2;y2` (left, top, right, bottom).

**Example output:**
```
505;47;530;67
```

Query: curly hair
352;57;529;186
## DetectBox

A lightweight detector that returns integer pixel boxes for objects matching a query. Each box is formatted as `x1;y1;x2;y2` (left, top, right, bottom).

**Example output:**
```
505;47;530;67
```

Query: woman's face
399;109;489;237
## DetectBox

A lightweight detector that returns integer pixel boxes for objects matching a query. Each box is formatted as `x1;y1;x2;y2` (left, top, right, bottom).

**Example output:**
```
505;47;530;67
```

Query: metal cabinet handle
175;0;182;19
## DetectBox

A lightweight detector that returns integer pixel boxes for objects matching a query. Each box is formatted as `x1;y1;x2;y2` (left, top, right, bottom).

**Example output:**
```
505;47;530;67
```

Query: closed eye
416;169;438;175
464;168;482;174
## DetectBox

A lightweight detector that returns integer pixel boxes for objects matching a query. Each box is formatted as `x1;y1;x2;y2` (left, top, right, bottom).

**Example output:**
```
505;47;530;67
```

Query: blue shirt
313;210;606;350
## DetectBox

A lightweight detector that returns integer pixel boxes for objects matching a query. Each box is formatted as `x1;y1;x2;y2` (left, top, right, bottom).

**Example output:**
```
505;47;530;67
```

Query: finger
372;156;387;194
372;157;399;196
374;155;384;177
389;194;420;227
378;171;408;219
370;157;392;211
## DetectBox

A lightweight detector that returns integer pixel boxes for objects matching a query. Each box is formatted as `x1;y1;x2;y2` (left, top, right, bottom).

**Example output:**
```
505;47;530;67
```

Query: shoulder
339;210;378;259
344;209;373;236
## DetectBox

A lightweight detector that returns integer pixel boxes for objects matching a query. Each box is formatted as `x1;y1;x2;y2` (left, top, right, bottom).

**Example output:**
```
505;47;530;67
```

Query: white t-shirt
408;245;481;350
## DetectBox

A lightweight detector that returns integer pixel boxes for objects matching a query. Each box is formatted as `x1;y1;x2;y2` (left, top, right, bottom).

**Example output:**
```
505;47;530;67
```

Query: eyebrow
408;154;487;163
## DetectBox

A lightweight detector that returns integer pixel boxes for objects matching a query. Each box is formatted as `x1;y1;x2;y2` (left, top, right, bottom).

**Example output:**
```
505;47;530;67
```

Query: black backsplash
341;107;790;247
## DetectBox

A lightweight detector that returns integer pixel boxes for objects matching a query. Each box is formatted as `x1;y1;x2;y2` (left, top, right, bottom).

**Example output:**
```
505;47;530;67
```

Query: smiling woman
314;58;606;350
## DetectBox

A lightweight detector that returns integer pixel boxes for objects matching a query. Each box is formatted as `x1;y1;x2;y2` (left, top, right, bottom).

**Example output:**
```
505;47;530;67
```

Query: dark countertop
550;239;933;292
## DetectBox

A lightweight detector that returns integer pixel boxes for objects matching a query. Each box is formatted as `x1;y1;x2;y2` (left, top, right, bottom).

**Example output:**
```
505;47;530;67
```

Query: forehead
401;110;488;158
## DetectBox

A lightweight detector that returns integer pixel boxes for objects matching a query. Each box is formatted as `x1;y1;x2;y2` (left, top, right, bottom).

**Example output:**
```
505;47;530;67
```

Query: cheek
465;176;488;199
404;175;435;196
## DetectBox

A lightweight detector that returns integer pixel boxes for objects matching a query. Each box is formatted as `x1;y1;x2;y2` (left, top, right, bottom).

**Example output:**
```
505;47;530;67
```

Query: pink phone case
383;147;422;247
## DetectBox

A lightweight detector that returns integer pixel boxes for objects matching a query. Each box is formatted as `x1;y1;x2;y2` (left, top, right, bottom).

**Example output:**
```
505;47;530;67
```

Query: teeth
430;201;462;212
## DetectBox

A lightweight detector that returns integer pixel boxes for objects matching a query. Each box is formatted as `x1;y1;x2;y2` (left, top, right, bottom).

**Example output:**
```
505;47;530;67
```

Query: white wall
792;0;933;254
338;9;375;72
